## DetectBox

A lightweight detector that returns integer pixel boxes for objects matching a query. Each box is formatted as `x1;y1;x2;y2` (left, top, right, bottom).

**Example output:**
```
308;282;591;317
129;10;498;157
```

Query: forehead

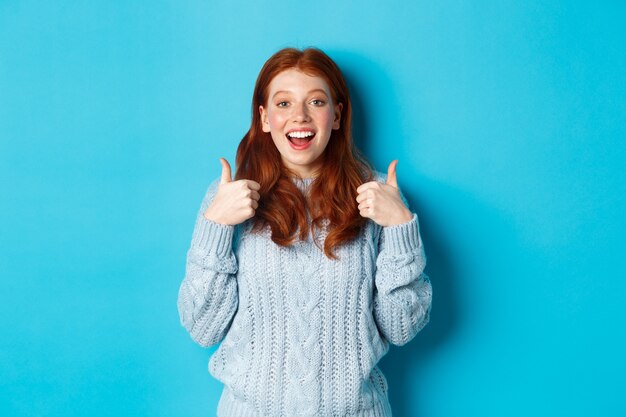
268;68;331;95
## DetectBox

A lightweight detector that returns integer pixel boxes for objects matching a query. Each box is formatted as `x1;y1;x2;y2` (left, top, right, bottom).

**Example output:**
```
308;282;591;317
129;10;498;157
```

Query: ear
259;105;270;133
332;102;343;130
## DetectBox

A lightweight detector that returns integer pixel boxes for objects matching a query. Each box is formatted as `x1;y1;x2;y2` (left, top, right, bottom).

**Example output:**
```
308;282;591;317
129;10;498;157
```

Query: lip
286;128;316;135
285;128;316;151
287;135;314;151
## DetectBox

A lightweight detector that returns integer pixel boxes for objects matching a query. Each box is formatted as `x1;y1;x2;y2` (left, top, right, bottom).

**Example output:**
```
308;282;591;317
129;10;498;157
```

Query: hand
203;158;261;226
356;160;413;227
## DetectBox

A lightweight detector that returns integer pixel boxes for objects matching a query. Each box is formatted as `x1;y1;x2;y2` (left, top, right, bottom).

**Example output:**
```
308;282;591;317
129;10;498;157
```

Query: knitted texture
177;173;432;417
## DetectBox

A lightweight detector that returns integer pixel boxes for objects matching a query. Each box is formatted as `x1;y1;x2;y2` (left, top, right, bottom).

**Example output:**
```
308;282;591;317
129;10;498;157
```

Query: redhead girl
177;47;432;417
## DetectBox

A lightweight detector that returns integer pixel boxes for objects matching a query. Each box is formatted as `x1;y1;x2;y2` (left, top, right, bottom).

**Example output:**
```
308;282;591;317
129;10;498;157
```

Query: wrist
203;208;227;225
388;208;413;226
192;217;235;258
382;213;421;253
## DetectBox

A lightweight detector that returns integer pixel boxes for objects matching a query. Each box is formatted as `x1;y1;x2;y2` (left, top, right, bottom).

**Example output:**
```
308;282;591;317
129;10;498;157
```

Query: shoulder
359;170;394;190
207;176;221;195
205;176;222;199
196;176;222;214
372;170;387;183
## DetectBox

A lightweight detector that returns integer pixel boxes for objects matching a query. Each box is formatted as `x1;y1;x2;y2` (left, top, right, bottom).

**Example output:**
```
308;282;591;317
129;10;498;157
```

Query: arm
372;189;432;346
177;178;239;347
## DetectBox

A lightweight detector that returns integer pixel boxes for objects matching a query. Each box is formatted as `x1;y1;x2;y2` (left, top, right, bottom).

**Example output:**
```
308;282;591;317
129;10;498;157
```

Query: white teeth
287;131;314;139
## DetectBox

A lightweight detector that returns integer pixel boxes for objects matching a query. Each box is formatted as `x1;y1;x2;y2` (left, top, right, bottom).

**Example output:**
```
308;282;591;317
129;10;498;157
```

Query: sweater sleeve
177;178;239;348
372;186;432;346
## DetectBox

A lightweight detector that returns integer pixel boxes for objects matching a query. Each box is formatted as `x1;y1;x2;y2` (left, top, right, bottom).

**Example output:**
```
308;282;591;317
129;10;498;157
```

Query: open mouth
286;130;315;147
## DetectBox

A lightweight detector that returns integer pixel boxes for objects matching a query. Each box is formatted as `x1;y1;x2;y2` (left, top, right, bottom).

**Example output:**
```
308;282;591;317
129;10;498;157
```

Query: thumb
219;158;232;184
386;159;398;188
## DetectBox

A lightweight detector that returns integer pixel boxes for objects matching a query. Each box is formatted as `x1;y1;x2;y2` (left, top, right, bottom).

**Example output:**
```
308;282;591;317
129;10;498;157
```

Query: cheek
317;109;334;127
267;113;287;148
268;111;287;129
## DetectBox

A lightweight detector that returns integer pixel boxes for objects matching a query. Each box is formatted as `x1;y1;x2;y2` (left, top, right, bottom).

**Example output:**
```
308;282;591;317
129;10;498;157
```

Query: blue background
1;1;625;416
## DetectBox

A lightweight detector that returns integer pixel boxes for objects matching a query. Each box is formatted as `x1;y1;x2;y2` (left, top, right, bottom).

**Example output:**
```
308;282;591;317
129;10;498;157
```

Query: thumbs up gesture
203;158;261;225
356;160;413;227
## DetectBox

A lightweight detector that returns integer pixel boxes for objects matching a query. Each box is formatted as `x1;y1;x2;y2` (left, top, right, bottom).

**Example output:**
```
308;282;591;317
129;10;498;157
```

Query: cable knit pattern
283;236;323;416
177;173;432;417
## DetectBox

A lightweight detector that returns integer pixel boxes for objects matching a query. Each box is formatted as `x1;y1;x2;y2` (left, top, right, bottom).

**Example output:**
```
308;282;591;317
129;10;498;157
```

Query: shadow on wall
331;50;512;416
332;49;459;416
329;49;382;160
383;177;463;417
383;178;522;417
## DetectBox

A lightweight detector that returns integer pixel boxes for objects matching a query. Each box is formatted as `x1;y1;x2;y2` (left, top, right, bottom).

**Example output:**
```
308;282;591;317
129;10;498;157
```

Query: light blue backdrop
1;1;625;416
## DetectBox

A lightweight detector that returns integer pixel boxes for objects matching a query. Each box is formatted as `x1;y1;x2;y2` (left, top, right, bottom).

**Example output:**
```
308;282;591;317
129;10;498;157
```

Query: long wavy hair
235;47;374;259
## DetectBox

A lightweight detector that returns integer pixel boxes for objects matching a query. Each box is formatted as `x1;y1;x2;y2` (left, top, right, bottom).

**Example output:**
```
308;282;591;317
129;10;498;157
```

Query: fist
203;158;261;226
356;160;413;227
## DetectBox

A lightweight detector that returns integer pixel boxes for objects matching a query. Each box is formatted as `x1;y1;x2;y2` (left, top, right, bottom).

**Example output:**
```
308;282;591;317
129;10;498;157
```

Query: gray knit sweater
177;173;432;417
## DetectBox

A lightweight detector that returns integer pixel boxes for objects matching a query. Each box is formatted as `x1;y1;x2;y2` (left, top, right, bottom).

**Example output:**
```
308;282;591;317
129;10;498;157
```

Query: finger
356;190;373;204
251;199;259;210
356;181;380;194
244;206;256;219
250;190;261;201
386;160;398;188
244;180;261;191
219;158;232;184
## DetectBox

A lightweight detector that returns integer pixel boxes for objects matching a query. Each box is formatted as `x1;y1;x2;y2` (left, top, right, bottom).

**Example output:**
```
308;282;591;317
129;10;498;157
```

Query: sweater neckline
290;176;316;184
290;176;315;193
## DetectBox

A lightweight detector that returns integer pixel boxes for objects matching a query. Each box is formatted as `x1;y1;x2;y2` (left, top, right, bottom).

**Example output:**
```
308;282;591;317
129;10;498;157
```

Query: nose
292;102;311;122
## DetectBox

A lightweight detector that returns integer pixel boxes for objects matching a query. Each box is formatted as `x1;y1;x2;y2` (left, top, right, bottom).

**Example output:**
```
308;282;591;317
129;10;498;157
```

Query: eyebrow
272;89;329;99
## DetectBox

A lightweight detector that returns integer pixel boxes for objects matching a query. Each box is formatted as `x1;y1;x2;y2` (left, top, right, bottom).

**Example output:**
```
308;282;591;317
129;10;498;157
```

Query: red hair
235;47;374;259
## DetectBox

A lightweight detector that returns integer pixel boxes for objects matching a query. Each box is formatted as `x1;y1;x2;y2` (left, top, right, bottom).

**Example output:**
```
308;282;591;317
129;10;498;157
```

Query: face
259;68;342;179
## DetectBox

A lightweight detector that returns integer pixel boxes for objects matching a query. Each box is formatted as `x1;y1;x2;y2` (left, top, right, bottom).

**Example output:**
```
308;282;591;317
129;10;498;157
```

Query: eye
276;101;289;107
310;99;326;106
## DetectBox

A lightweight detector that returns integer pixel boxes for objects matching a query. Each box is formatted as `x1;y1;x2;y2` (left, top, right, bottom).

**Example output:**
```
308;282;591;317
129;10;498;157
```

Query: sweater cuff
382;213;421;254
191;216;235;258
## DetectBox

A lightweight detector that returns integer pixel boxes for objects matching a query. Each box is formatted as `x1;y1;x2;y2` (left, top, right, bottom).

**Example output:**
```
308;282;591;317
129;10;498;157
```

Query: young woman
177;47;432;417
